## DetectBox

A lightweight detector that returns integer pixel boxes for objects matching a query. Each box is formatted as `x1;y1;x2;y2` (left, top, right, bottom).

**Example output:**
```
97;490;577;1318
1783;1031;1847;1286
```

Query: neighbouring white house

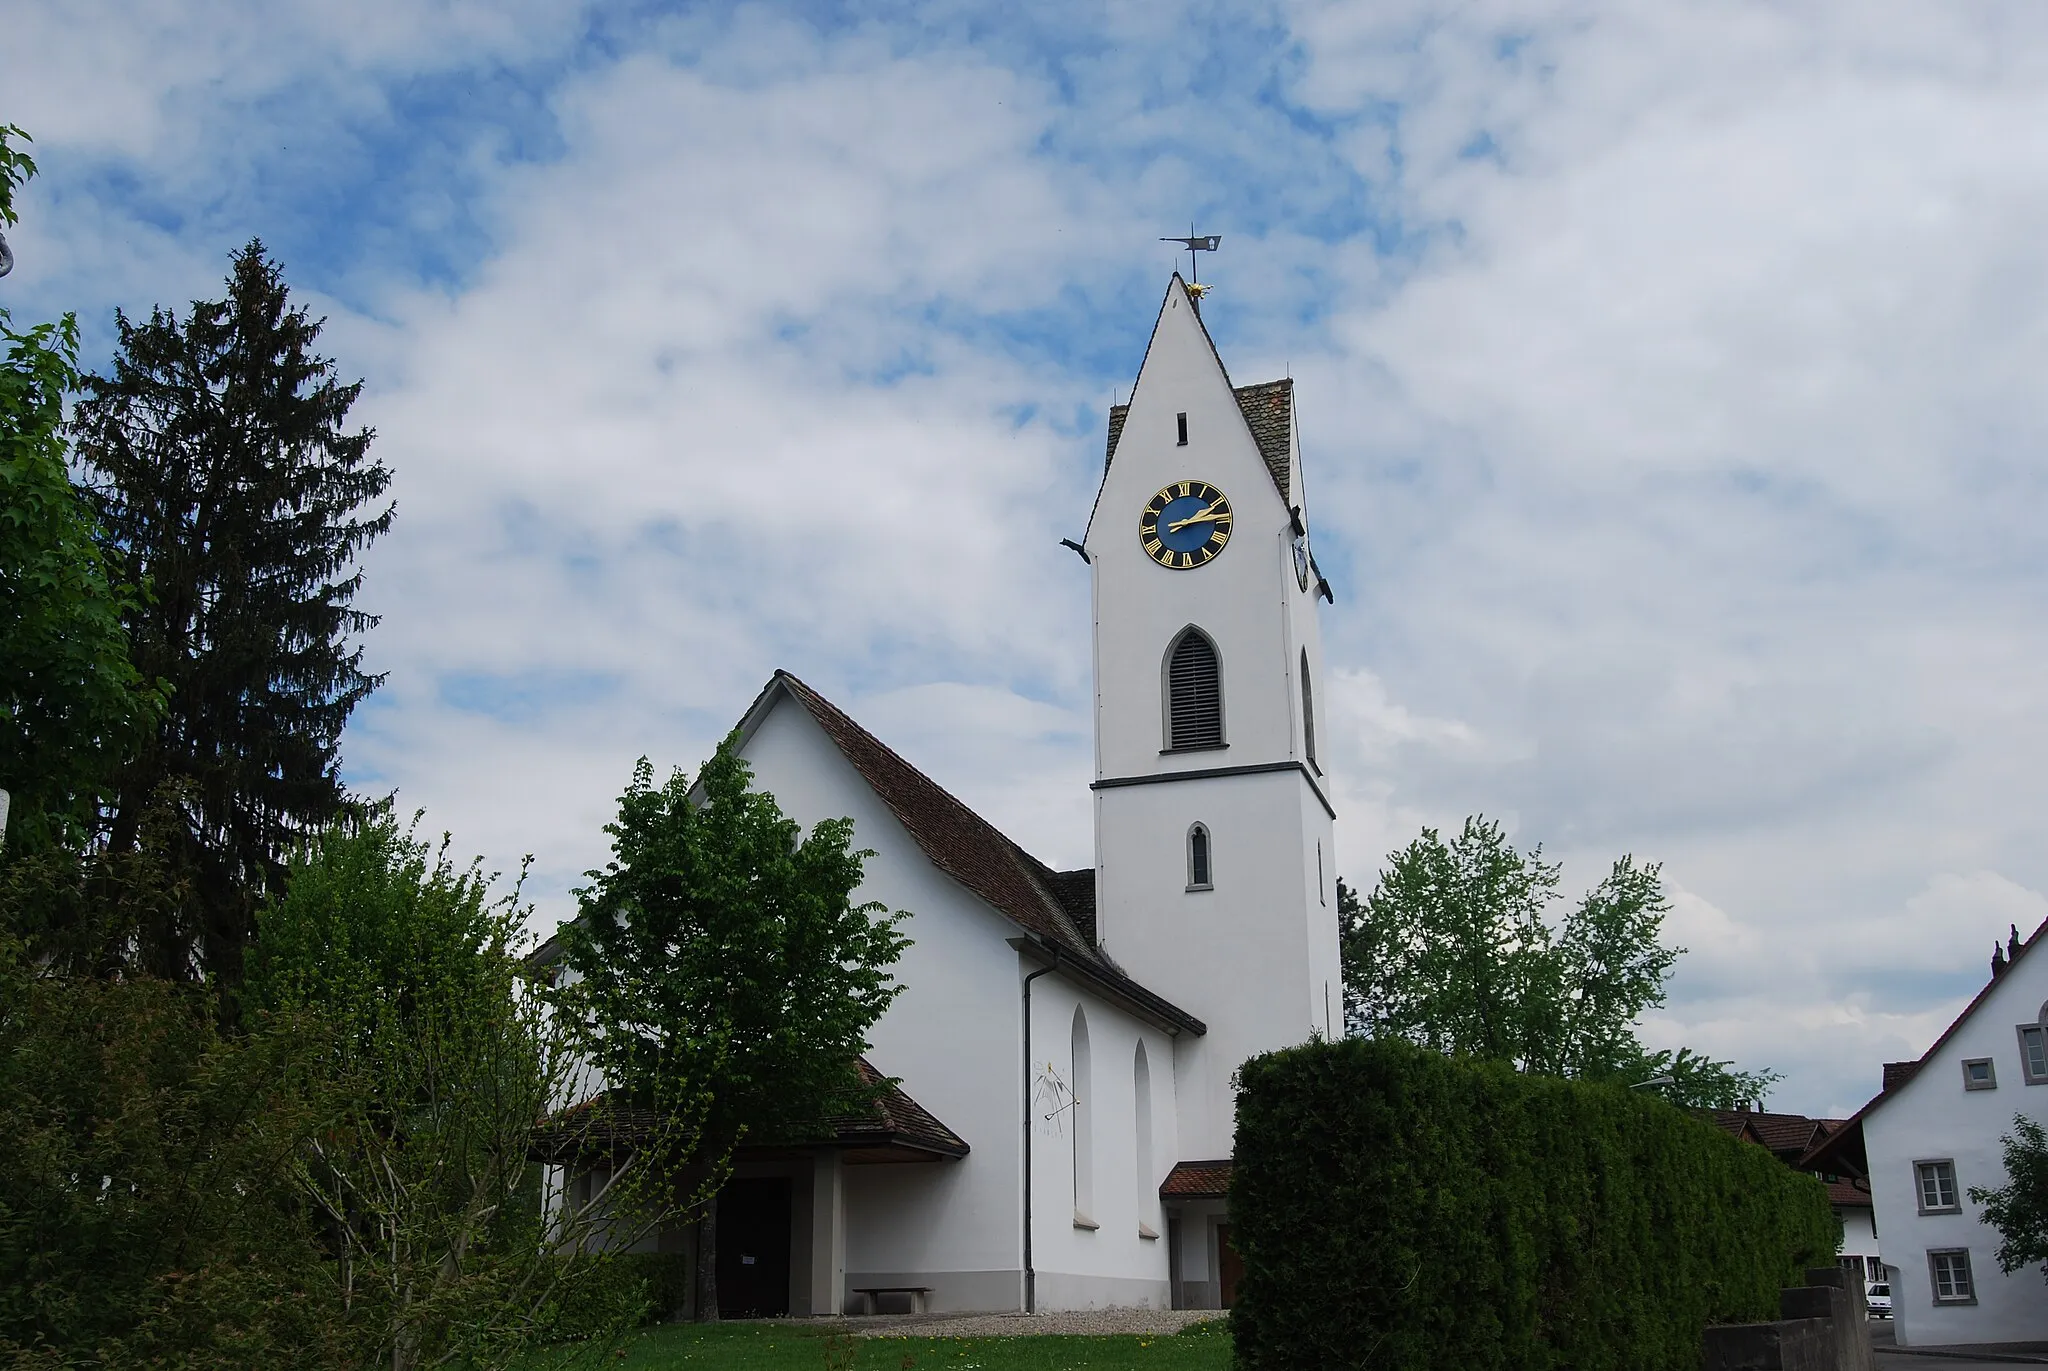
535;275;1341;1318
1805;923;2048;1347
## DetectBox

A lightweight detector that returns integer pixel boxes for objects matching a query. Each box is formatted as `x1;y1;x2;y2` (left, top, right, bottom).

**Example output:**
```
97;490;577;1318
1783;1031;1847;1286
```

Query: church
562;275;1341;1317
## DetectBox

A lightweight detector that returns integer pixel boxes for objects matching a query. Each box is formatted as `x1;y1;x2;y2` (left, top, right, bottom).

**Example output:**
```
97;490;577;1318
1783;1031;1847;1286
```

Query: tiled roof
1103;380;1294;501
1160;1159;1232;1199
531;1057;969;1164
1802;916;2048;1177
1708;1109;1833;1158
1826;1177;1874;1209
769;673;1204;1037
1044;868;1096;945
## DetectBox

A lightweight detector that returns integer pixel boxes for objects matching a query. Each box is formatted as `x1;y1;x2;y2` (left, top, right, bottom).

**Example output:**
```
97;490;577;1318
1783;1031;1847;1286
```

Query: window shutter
1168;631;1223;748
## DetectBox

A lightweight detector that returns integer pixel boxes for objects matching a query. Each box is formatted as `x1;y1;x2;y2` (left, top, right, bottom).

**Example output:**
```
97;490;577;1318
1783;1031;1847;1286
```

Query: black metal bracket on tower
1060;538;1091;564
1289;505;1306;536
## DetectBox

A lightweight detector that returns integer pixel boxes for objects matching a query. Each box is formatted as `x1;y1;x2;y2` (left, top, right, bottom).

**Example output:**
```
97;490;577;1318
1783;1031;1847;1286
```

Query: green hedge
540;1252;692;1341
1230;1038;1838;1371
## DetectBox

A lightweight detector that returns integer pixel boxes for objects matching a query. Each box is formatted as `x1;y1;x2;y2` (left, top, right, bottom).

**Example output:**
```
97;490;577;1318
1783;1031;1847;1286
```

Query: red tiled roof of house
1160;1160;1232;1199
1826;1177;1873;1209
1709;1109;1833;1158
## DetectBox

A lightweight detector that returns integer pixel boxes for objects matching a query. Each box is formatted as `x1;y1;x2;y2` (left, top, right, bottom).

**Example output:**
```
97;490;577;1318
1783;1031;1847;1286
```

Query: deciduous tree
555;739;910;1321
0;125;158;853
1340;816;1778;1108
1969;1114;2048;1280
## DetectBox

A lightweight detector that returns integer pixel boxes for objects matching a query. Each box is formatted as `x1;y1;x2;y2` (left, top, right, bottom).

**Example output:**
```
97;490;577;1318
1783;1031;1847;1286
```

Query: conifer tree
73;241;392;983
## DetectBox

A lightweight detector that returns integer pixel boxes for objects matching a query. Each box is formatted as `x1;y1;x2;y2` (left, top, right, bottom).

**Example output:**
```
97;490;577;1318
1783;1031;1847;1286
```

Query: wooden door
716;1178;792;1318
1217;1222;1243;1309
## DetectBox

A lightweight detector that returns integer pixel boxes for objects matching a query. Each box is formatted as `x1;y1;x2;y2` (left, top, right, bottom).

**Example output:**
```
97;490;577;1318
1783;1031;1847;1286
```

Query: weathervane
1160;229;1220;288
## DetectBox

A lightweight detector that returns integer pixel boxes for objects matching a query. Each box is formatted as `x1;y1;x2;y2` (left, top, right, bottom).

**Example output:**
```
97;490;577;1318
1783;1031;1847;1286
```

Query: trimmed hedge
1230;1038;1838;1371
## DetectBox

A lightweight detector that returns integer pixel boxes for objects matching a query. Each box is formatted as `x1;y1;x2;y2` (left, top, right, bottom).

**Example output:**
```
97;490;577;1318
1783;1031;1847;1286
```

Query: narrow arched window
1187;824;1213;890
1301;649;1318;770
1133;1041;1155;1236
1071;1006;1094;1224
1165;628;1223;750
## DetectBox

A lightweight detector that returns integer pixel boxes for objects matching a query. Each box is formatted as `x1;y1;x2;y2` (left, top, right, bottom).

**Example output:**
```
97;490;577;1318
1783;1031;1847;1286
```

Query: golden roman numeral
1179;550;1194;568
1145;538;1163;556
1178;481;1191;497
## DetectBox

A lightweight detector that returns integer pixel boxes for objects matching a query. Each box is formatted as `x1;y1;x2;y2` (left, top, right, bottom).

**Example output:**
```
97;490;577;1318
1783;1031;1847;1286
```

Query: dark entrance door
716;1177;792;1318
1216;1222;1243;1309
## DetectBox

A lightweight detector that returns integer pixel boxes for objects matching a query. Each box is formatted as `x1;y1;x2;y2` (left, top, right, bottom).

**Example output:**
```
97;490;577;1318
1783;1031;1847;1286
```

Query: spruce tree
73;241;393;984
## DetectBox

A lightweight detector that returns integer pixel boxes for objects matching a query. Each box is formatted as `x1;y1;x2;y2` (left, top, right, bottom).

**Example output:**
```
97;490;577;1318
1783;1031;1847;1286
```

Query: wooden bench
851;1286;933;1315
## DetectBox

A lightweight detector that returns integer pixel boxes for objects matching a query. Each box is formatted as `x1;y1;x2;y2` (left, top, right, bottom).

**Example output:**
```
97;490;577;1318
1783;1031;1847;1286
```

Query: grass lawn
549;1317;1233;1371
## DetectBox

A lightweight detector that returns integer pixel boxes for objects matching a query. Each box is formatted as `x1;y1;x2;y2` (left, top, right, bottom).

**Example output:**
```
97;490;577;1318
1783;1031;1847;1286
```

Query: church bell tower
1082;276;1341;1162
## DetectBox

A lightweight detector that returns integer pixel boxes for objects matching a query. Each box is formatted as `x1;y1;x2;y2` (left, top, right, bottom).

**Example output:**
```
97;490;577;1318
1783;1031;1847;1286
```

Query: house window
1928;1249;1976;1304
1164;628;1224;751
2020;1023;2048;1084
1962;1058;1997;1091
1187;825;1213;891
1176;412;1188;446
1133;1042;1156;1238
1916;1160;1960;1214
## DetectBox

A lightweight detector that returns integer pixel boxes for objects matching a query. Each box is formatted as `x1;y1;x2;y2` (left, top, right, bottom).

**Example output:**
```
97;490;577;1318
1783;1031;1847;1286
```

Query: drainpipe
1021;950;1058;1314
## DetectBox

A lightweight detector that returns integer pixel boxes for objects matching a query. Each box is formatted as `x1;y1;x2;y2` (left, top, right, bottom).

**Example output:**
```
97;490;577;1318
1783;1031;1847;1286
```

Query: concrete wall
1865;949;2048;1346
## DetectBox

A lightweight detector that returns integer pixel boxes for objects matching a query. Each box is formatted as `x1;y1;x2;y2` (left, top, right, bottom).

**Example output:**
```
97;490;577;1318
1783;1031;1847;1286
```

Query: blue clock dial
1139;480;1232;569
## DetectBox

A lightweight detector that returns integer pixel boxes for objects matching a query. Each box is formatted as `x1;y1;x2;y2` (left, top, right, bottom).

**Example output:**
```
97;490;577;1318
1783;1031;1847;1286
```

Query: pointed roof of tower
1102;275;1296;501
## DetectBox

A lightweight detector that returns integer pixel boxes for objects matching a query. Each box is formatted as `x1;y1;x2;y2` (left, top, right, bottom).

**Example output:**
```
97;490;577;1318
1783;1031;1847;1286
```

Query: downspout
1021;951;1058;1314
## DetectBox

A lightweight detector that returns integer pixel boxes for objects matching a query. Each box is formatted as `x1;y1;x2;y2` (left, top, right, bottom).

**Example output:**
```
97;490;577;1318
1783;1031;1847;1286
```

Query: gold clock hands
1167;500;1230;533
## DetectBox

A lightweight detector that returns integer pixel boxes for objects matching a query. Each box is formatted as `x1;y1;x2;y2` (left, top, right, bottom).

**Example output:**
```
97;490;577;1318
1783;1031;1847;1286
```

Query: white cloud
14;0;2048;1116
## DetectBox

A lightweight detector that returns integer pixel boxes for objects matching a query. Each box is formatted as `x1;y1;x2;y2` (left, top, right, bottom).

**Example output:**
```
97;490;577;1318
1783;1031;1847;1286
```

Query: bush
1230;1037;1838;1371
540;1254;692;1340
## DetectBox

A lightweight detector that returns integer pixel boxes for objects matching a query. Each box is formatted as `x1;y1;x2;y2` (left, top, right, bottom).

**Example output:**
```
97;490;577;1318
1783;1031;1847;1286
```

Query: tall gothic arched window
1164;628;1224;750
1133;1041;1155;1236
1301;648;1318;770
1071;1006;1094;1223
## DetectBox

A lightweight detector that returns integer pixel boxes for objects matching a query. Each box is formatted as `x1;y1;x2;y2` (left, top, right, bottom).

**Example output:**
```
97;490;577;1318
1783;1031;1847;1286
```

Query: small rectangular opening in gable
1176;413;1188;446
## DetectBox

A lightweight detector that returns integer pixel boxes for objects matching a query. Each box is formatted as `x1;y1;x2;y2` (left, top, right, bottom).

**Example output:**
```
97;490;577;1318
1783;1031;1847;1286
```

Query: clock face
1293;534;1311;591
1140;481;1233;569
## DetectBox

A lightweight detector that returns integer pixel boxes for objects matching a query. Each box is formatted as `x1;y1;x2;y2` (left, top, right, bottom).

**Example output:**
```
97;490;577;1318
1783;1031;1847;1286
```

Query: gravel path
773;1308;1226;1339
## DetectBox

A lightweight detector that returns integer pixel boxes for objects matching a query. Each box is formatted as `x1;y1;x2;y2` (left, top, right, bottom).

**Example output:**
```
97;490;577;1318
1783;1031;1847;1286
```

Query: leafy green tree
1969;1114;2048;1280
246;815;651;1371
1340;816;1778;1108
72;241;392;985
0;924;338;1367
0;125;158;853
555;738;911;1321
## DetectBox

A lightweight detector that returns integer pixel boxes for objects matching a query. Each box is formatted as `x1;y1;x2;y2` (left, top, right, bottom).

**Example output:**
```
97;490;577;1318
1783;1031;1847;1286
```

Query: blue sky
10;0;2048;1116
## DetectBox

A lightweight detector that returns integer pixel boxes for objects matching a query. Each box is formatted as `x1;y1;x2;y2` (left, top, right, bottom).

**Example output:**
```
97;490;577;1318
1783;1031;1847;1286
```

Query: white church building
550;275;1342;1318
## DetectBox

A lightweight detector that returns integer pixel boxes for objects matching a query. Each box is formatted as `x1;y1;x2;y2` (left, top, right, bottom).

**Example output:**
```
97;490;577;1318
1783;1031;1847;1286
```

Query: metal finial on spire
1159;230;1220;285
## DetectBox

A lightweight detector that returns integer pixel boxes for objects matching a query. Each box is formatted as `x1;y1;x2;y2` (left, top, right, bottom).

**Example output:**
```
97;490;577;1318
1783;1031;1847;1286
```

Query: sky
8;0;2048;1118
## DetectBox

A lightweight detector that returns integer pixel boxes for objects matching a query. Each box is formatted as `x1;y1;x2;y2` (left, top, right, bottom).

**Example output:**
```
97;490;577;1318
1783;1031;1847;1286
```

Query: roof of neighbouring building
1707;1108;1839;1160
1160;1159;1233;1199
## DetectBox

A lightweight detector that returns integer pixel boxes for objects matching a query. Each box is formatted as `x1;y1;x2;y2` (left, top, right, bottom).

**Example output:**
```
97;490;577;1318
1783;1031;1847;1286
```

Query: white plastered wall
740;696;1027;1312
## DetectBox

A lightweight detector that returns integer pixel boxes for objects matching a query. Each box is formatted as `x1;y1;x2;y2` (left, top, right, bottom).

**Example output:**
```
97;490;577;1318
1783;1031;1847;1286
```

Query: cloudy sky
9;0;2048;1116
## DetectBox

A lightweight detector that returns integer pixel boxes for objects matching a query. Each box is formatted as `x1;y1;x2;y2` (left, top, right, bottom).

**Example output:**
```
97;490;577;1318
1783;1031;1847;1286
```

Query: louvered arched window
1164;628;1224;750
